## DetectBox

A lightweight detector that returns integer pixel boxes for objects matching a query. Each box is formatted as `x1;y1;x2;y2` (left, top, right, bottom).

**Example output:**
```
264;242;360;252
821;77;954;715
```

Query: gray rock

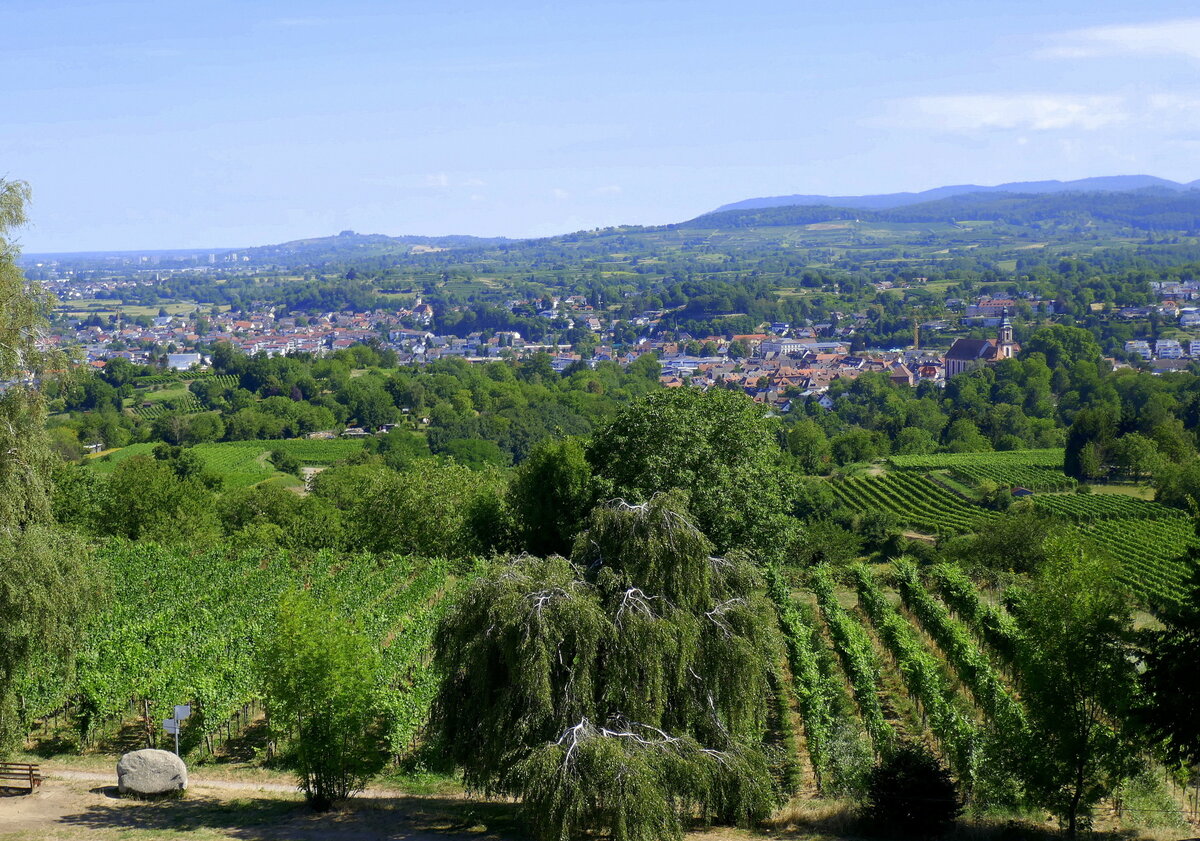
117;749;188;795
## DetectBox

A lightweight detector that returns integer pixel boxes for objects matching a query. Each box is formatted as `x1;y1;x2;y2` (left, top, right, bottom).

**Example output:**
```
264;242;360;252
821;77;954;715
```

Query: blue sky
6;1;1200;252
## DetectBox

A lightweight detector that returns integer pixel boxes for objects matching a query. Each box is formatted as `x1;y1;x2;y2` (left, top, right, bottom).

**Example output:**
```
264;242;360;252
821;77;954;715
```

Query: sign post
163;704;192;755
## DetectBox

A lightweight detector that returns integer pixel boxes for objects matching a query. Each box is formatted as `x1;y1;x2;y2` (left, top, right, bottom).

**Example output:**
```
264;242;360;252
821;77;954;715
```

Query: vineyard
768;563;1031;808
87;438;367;487
828;473;997;535
131;371;238;388
826;447;1198;611
132;392;203;419
1031;493;1184;522
887;449;1074;492
950;464;1075;492
887;449;1066;471
127;375;239;418
24;541;462;759
1077;518;1197;609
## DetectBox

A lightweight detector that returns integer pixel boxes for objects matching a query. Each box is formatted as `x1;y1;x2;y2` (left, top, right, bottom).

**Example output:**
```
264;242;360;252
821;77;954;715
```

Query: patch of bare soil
0;775;527;841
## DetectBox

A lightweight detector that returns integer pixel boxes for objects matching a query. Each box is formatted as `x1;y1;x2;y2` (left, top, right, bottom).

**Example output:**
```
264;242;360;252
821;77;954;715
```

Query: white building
166;353;202;371
759;338;811;356
1125;340;1152;360
1156;339;1184;359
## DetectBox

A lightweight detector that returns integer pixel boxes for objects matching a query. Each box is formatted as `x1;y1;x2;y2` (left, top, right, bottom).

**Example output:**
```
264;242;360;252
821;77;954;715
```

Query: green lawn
86;438;367;489
133;385;191;405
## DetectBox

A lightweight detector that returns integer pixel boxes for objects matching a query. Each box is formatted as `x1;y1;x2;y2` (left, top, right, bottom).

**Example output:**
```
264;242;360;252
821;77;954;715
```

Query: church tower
998;310;1015;357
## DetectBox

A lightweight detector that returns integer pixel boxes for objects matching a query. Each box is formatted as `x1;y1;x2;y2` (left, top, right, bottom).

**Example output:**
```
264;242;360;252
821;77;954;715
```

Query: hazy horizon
7;0;1200;252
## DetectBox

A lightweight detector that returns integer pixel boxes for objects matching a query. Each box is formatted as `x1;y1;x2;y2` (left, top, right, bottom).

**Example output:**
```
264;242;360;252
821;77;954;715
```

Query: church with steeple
943;311;1020;378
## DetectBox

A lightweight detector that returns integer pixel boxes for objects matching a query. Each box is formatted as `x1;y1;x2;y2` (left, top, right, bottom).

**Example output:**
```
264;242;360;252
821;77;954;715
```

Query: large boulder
117;749;188;795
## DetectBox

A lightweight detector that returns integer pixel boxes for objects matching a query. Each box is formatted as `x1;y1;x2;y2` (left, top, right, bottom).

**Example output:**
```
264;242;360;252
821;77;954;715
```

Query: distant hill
681;188;1200;233
24;230;511;268
713;176;1200;213
237;230;510;264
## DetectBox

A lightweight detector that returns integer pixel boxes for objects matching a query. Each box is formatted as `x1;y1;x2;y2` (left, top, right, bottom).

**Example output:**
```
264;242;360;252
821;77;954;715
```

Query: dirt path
0;773;518;841
46;768;408;797
1;771;758;841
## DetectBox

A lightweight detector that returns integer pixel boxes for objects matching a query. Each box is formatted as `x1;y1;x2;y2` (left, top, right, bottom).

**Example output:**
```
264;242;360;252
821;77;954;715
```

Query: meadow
88;438;367;488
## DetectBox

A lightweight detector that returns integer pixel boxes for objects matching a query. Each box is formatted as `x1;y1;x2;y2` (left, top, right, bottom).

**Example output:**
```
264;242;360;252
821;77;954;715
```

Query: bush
789;519;863;567
269;448;301;476
259;591;385;810
865;744;961;838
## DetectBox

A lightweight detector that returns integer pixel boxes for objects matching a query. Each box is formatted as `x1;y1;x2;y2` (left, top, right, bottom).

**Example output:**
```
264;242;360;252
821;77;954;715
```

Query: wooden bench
0;762;43;793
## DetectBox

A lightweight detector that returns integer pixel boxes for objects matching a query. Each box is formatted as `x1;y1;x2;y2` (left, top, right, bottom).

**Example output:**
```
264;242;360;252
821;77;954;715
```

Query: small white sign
163;718;179;735
174;705;192;721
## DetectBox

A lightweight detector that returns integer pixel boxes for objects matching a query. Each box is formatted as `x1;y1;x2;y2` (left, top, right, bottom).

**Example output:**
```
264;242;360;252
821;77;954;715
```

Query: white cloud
424;173;450;188
594;184;623;195
899;94;1127;132
552;188;570;199
1043;18;1200;60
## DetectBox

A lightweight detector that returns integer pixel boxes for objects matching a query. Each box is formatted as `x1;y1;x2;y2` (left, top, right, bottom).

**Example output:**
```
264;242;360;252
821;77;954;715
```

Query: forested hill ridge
236;229;511;264
714;175;1200;213
684;188;1200;232
24;230;512;270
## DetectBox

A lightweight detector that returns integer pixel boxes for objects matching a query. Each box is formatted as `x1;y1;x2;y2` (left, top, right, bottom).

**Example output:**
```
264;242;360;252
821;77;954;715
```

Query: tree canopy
585;388;795;555
0;179;91;754
430;495;786;841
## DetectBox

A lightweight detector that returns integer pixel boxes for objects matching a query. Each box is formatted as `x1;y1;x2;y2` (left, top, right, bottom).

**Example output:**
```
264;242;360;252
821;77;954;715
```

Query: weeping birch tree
0;179;91;753
431;494;789;841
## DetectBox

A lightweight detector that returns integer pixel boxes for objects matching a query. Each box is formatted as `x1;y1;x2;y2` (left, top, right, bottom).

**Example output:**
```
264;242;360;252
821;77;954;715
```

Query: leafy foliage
865;743;962;838
431;496;784;841
1139;559;1200;767
260;590;385;810
585;388;794;554
0;179;91;755
1012;543;1140;836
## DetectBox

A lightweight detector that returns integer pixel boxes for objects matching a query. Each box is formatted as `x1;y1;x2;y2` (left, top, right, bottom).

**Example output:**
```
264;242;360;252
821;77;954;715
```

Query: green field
88;438;367;488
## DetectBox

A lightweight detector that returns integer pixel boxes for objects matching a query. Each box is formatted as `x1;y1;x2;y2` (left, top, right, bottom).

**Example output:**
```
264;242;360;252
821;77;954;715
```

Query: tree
787;518;862;566
259;590;384;810
269;448;301;476
957;508;1056;576
1110;433;1161;482
1064;407;1117;481
507;437;597;556
343;461;505;556
943;419;992;453
431;496;783;841
441;438;509;470
865;743;961;837
1139;557;1200;766
831;427;880;465
587;388;794;554
97;456;219;543
893;426;937;455
0;179;92;754
1013;540;1139;836
1154;456;1200;512
787;418;832;474
1021;324;1102;370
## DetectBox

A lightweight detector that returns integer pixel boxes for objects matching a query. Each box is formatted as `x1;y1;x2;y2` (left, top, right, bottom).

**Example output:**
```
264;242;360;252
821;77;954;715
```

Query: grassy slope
86;438;366;488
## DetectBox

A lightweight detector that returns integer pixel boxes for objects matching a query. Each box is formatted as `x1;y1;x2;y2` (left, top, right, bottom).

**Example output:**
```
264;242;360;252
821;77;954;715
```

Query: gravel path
46;768;413;798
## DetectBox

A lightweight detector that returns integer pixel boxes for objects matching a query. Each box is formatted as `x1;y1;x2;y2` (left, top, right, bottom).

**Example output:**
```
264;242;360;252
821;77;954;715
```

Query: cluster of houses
51;281;1200;414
